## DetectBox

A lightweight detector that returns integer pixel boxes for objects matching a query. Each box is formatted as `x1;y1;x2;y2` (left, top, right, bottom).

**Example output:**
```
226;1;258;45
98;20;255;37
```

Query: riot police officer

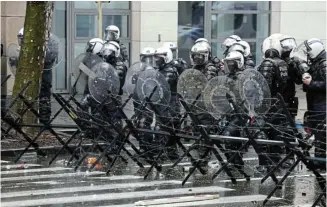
80;41;124;107
220;51;247;171
259;37;288;97
238;41;255;68
194;38;224;74
132;47;158;156
190;43;221;79
154;47;180;160
104;25;129;63
277;35;303;118
101;41;127;95
17;28;59;124
163;42;187;75
227;41;255;70
276;34;303;167
299;38;326;170
85;38;104;56
257;36;289;172
222;35;242;57
80;41;124;144
189;43;221;168
82;38;105;95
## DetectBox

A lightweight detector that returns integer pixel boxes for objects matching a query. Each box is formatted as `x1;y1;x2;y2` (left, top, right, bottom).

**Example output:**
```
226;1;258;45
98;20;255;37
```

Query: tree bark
12;1;54;133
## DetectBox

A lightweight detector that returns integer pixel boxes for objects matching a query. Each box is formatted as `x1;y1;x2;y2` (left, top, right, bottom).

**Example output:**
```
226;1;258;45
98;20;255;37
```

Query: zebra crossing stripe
217;173;327;183
1;160;10;163
278;205;314;207
1;163;42;170
79;194;281;207
86;175;143;180
1;167;72;175
1;180;187;198
142;158;258;168
134;194;281;207
1;171;106;182
1;186;234;207
134;194;220;206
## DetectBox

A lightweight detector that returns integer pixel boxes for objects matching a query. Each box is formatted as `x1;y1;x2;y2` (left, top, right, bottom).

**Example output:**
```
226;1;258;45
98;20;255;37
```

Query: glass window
211;13;269;40
212;39;265;66
53;2;67;90
248;38;266;65
74;42;86;59
55;39;67;90
74;1;129;10
178;1;204;64
102;15;129;38
74;42;130;64
76;15;129;38
122;42;130;66
76;15;96;38
73;42;90;94
211;1;269;11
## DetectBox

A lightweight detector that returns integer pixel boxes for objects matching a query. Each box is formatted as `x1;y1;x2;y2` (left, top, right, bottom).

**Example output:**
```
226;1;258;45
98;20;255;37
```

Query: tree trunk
12;1;54;133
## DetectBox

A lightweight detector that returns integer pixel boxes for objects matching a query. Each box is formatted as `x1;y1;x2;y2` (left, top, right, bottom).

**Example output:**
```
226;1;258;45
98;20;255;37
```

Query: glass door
52;1;69;93
71;1;131;94
205;1;270;64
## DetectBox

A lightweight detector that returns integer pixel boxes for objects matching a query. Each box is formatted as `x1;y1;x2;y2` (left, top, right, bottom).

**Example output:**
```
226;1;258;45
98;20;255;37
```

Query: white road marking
1;164;42;170
1;180;187;198
1;171;105;182
1;186;234;207
138;194;280;207
217;173;327;183
98;194;280;207
142;158;258;168
1;167;72;175
134;194;219;206
87;175;143;180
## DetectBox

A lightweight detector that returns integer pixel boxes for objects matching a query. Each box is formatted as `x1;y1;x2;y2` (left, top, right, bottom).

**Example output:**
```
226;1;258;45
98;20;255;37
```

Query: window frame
66;1;131;94
204;1;271;65
73;13;131;40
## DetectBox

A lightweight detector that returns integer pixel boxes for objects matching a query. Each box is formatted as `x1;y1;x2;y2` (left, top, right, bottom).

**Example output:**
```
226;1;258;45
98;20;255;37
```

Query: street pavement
1;147;325;207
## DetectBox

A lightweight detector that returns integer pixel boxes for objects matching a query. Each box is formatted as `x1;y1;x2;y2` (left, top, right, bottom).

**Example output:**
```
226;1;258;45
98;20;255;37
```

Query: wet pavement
2;86;325;206
1;146;325;207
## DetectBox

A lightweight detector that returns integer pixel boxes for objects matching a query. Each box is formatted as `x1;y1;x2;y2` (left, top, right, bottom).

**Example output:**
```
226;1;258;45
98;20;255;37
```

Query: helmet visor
280;38;297;52
141;56;154;66
154;55;165;67
224;59;240;74
290;42;308;62
85;42;94;53
191;53;205;65
104;31;119;41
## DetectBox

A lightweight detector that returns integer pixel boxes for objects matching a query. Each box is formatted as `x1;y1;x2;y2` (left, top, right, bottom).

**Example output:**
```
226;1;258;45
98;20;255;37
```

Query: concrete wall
131;1;178;63
276;1;326;45
1;1;26;95
1;1;26;53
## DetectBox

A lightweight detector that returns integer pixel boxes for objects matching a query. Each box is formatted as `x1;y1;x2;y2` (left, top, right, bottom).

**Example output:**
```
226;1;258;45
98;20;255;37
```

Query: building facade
1;1;326;94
